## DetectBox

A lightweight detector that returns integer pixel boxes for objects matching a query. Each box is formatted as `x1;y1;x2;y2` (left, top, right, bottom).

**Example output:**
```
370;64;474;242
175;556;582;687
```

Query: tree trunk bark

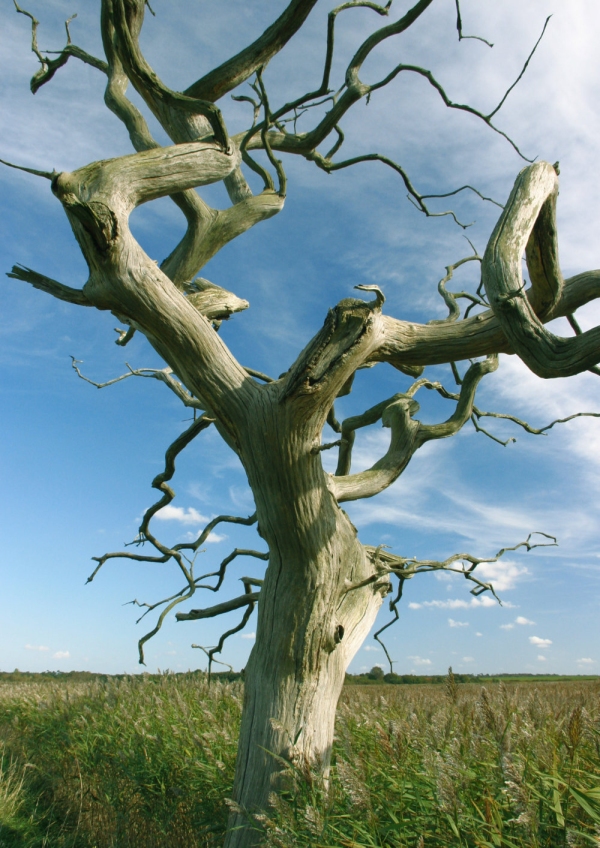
224;391;390;847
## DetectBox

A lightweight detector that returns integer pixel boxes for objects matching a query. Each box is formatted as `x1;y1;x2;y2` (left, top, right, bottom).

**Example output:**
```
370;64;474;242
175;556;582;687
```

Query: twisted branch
83;406;264;662
362;532;557;671
483;162;600;378
13;1;108;93
428;247;485;324
331;356;497;502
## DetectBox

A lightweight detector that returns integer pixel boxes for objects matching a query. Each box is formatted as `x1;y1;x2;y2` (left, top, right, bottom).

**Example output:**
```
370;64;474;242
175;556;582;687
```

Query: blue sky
1;0;600;676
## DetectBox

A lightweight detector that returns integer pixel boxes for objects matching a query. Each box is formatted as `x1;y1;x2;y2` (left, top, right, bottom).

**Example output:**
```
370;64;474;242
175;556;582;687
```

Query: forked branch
84;408;265;663
13;1;108;93
331;356;497;502
361;532;557;671
454;0;493;47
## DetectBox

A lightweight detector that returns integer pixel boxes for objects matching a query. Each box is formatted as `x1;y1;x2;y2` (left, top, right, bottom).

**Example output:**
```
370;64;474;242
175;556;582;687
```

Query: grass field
0;673;598;847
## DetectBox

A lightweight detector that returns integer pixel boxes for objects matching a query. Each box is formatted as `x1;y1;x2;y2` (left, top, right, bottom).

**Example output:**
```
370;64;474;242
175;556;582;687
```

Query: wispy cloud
364;645;380;651
25;644;49;651
448;618;469;627
53;651;70;659
577;657;595;665
408;655;432;666
240;632;256;640
410;596;498;610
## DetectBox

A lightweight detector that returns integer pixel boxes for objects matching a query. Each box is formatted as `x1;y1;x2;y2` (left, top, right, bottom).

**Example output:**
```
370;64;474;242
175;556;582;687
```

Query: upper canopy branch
162;190;284;286
372;268;600;373
253;0;393;132
185;0;320;103
106;0;229;149
418;354;498;442
14;1;108;93
483;162;600;378
305;150;480;228
239;0;537;169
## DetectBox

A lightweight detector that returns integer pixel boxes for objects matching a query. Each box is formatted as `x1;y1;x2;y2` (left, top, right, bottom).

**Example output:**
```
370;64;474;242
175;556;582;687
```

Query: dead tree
4;2;600;845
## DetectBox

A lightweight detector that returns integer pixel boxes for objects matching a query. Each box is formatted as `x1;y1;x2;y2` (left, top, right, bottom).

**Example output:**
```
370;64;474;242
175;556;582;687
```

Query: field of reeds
0;673;598;847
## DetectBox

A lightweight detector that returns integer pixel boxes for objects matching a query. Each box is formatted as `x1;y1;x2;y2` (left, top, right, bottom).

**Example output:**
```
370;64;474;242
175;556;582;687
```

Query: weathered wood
482;163;600;377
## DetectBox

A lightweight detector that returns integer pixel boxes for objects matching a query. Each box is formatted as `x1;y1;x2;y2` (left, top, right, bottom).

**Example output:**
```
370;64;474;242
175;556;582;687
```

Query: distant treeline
1;668;597;685
346;667;599;685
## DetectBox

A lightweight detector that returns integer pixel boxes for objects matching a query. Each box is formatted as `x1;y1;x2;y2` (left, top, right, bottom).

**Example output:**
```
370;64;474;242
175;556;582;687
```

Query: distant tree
4;2;600;845
369;665;385;681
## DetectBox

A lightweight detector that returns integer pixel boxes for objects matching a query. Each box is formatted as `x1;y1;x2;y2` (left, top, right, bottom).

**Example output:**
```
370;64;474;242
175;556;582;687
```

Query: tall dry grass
261;679;600;847
0;674;241;846
0;674;598;847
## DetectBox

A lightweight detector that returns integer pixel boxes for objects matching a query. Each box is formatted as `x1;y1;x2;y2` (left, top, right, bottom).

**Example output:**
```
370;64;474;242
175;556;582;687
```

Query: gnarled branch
330;356;497;502
372;268;600;372
483;162;600;378
13;2;108;93
363;533;557;671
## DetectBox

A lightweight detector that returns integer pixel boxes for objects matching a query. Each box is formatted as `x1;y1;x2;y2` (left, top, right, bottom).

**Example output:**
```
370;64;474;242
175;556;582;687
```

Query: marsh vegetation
0;674;598;847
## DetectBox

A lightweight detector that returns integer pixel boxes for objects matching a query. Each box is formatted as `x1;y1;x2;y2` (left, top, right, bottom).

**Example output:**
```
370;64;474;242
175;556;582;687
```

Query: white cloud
241;632;256;640
414;596;498;610
577;657;595;665
364;645;380;651
448;618;469;627
537;655;547;662
462;657;475;663
472;561;528;592
475;632;483;637
426;599;469;609
206;532;226;544
530;636;552;648
500;623;515;630
52;651;70;659
25;644;49;651
515;616;535;625
408;655;432;666
154;505;209;525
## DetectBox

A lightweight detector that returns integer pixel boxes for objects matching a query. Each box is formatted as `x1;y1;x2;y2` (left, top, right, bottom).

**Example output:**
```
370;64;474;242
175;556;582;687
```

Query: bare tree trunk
225;396;389;847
